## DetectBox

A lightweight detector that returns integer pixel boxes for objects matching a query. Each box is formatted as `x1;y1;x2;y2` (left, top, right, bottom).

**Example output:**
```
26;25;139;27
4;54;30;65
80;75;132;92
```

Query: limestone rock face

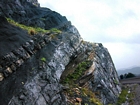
0;1;121;105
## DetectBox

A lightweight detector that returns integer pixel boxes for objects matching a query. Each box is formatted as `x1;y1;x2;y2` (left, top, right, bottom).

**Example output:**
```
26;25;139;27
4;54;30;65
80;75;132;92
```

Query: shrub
62;60;92;84
28;29;36;35
81;87;102;105
40;57;46;62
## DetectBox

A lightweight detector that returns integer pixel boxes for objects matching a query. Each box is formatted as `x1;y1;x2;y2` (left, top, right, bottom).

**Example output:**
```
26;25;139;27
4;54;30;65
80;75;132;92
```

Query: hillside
0;0;121;105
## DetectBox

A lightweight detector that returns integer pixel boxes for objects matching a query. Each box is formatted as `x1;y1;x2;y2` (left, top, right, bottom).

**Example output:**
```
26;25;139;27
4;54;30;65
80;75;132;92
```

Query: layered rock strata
0;0;121;105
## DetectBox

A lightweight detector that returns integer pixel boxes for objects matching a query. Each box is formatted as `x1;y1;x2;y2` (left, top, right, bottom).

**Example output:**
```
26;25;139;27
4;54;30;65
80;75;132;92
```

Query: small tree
120;74;124;79
125;73;135;78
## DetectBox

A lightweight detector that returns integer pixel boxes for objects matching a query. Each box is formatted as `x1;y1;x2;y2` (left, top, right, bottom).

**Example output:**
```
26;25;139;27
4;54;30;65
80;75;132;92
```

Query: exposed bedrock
0;0;121;105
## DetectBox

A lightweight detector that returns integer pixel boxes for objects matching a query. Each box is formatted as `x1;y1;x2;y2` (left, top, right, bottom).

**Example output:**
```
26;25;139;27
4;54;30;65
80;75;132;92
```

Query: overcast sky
38;0;140;70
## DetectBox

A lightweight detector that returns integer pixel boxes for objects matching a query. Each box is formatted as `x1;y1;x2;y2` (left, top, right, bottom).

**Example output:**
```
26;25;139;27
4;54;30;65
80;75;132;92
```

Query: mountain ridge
117;66;140;75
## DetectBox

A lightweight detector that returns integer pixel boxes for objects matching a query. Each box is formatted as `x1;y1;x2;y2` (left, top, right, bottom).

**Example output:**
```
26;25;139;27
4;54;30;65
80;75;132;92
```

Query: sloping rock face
0;0;121;105
0;0;68;30
60;43;121;105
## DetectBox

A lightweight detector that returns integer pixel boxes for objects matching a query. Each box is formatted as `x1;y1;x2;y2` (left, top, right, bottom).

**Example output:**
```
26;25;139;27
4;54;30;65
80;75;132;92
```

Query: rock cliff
0;0;121;105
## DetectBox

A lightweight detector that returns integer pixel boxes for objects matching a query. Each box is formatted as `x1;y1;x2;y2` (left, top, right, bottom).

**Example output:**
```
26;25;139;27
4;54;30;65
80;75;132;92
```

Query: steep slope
0;0;68;30
0;0;121;105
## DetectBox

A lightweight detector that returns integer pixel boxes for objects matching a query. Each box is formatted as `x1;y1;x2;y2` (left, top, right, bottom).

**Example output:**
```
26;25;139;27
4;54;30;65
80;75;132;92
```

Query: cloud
38;0;140;69
104;43;140;69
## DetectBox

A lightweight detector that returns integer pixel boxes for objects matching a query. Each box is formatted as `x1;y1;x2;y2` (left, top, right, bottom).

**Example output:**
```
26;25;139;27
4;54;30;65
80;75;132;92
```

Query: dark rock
0;16;31;58
0;0;68;30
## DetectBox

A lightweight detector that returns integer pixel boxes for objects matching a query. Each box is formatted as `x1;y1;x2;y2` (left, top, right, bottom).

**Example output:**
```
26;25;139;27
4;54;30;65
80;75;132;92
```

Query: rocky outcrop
60;42;121;105
0;0;67;30
0;0;121;105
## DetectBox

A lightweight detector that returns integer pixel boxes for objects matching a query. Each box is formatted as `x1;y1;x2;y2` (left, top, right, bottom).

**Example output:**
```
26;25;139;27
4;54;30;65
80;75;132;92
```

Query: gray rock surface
0;0;121;105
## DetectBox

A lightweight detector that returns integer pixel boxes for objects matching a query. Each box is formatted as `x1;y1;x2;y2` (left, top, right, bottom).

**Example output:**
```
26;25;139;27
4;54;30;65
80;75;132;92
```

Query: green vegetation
81;88;102;105
7;18;49;35
62;60;92;84
40;57;46;62
114;79;119;85
120;73;136;79
7;18;61;35
64;85;102;105
62;60;102;105
50;28;62;33
117;87;134;105
117;88;128;104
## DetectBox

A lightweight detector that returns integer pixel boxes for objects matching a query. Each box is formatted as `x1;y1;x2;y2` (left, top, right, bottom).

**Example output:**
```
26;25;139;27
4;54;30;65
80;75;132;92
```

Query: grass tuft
7;18;61;35
40;57;46;62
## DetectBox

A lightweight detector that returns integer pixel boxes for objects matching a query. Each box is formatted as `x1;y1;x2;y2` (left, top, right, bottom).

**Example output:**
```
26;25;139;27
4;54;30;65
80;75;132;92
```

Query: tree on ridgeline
125;72;136;78
120;72;136;79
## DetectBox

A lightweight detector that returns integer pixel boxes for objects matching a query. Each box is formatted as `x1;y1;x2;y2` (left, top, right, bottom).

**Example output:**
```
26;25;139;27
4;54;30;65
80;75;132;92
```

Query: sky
38;0;140;70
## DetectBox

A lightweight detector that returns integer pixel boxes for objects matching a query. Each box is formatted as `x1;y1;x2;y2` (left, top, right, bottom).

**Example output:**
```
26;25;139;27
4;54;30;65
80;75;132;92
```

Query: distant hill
117;67;140;76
